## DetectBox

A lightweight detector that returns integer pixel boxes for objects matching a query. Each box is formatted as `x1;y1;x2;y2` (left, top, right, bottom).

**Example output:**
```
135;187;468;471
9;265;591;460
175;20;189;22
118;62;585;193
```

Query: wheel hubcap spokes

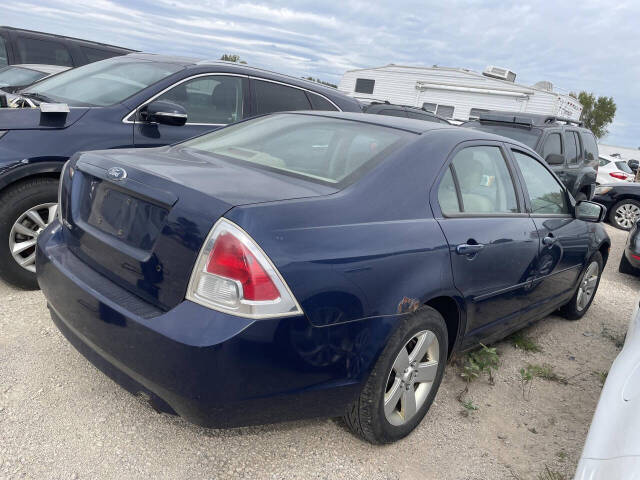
576;261;599;311
384;330;439;426
9;203;58;272
615;204;640;229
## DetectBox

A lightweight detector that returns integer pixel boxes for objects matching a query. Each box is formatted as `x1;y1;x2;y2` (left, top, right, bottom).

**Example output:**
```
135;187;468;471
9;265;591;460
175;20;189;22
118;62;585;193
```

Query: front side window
157;75;243;124
23;58;184;106
0;36;8;66
254;80;311;115
180;113;411;186
542;132;563;162
439;146;518;214
16;37;73;66
513;150;569;215
354;78;375;94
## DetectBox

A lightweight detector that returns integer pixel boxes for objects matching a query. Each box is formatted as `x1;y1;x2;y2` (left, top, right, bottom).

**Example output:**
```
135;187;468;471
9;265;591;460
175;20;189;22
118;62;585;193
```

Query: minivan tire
343;306;447;444
560;252;603;320
0;178;59;290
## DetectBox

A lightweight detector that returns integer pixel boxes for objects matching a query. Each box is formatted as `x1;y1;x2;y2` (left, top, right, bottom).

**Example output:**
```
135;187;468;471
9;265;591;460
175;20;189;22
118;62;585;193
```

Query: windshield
466;123;542;149
615;161;633;174
22;57;184;106
180;114;413;186
0;66;46;88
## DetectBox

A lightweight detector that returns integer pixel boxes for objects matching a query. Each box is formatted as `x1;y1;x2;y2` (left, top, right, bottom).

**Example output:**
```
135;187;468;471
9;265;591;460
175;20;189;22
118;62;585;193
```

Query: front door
133;74;248;147
510;148;590;320
434;143;540;346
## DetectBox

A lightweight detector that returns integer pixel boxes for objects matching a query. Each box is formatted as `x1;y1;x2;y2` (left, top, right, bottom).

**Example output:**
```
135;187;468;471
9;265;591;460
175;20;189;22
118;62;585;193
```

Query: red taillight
206;232;280;301
609;172;629;180
632;253;640;261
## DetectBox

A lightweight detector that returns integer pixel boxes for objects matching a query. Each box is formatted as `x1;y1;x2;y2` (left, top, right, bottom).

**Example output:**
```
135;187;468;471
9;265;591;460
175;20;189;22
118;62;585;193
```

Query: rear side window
513;150;569;215
157;75;243;124
354;78;375;94
439;146;518;214
0;36;7;66
254;80;311;115
582;132;598;162
307;92;338;111
565;131;580;164
437;167;460;214
542;133;563;162
181;113;411;186
15;37;73;66
81;47;116;63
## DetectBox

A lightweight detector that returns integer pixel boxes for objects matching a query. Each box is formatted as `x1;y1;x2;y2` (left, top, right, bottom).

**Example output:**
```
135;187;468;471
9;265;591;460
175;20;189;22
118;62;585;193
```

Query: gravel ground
1;224;638;480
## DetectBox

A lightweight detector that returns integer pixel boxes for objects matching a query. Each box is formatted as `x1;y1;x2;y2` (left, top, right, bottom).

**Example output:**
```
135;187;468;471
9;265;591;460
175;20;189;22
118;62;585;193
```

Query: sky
4;0;638;147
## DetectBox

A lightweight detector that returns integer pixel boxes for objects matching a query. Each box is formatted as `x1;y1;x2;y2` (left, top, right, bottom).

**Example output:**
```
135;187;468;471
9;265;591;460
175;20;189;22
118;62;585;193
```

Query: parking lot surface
1;224;638;480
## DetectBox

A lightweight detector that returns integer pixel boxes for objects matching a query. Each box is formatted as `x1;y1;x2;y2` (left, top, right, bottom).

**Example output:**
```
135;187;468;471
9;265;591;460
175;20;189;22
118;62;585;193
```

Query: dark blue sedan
37;112;610;443
0;53;360;289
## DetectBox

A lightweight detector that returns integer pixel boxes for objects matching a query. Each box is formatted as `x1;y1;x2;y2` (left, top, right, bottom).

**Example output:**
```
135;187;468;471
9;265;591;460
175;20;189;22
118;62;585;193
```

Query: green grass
462;399;478;411
510;332;542;353
601;326;625;349
537;465;566;480
527;364;567;384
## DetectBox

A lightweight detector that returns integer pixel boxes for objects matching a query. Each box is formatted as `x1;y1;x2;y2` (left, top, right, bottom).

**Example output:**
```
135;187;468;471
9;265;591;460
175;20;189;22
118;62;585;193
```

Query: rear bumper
37;223;396;427
625;247;640;270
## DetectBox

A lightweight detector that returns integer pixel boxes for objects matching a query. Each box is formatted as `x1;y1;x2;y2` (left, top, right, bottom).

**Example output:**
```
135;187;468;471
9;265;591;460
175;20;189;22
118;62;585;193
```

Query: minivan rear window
180;114;412;186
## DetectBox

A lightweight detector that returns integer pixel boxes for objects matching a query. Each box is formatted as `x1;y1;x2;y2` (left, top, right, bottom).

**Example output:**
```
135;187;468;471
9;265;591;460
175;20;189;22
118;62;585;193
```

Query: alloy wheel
576;261;599;312
8;202;58;272
615;203;640;229
384;330;439;426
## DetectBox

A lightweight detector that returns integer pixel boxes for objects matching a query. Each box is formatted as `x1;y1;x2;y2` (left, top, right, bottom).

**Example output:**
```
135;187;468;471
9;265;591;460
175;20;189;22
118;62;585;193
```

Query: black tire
609;199;640;230
560;252;603;320
619;253;639;275
0;177;59;290
343;306;448;444
574;192;588;202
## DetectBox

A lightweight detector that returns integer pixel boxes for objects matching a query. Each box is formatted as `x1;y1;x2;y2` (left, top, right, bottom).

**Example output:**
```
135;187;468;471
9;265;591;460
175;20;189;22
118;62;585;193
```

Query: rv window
355;78;375;94
469;108;489;120
436;105;454;118
422;102;437;113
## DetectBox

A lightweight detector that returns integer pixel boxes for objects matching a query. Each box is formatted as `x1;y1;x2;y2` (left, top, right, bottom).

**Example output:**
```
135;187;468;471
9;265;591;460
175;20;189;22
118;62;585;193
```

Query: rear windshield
22;57;183;106
615;161;633;174
467;124;542;149
0;66;47;88
180;114;413;186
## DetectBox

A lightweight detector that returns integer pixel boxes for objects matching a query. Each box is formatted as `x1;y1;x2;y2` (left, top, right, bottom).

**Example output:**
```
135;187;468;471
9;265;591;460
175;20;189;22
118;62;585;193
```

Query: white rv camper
339;64;582;122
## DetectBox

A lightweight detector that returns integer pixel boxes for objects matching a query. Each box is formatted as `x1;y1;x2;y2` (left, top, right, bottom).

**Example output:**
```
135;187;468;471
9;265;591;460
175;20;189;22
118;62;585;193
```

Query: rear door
509;148;590;319
433;142;540;346
133;73;249;147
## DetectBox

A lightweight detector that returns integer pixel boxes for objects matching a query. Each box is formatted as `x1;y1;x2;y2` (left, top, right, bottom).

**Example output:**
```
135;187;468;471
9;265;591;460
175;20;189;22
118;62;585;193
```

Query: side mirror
545;153;565;165
140;100;187;126
575;200;606;223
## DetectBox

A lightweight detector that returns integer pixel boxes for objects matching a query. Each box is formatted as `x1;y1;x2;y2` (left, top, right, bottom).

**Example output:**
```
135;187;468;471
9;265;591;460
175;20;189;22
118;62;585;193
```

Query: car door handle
543;235;557;246
456;243;485;255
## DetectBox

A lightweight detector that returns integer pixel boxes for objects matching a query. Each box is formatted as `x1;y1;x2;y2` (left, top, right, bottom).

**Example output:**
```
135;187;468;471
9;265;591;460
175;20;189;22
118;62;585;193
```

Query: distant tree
569;92;578;99
578;91;616;139
303;76;337;89
220;54;246;64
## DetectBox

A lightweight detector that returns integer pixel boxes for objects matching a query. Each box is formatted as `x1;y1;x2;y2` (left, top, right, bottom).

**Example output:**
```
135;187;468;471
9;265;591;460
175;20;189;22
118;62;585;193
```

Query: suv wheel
610;199;640;230
0;178;59;289
343;306;447;444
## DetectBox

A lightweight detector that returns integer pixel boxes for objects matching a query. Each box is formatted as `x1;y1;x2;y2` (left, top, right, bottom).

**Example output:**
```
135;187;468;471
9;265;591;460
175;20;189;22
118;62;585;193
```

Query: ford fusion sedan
593;183;640;230
37;112;610;443
0;53;361;289
619;221;640;276
575;298;640;479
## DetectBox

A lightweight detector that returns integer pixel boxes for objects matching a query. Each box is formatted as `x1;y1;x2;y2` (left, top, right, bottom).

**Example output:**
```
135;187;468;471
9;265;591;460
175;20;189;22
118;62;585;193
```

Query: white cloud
3;0;638;145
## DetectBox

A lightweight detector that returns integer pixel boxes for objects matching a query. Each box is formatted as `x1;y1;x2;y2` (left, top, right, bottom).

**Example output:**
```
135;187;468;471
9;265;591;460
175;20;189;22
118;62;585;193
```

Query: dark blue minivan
0;53;361;288
37;112;610;443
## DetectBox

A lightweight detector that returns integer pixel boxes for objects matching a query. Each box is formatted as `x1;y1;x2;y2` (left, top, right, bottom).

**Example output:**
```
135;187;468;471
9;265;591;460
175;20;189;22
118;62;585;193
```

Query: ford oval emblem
107;167;127;181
